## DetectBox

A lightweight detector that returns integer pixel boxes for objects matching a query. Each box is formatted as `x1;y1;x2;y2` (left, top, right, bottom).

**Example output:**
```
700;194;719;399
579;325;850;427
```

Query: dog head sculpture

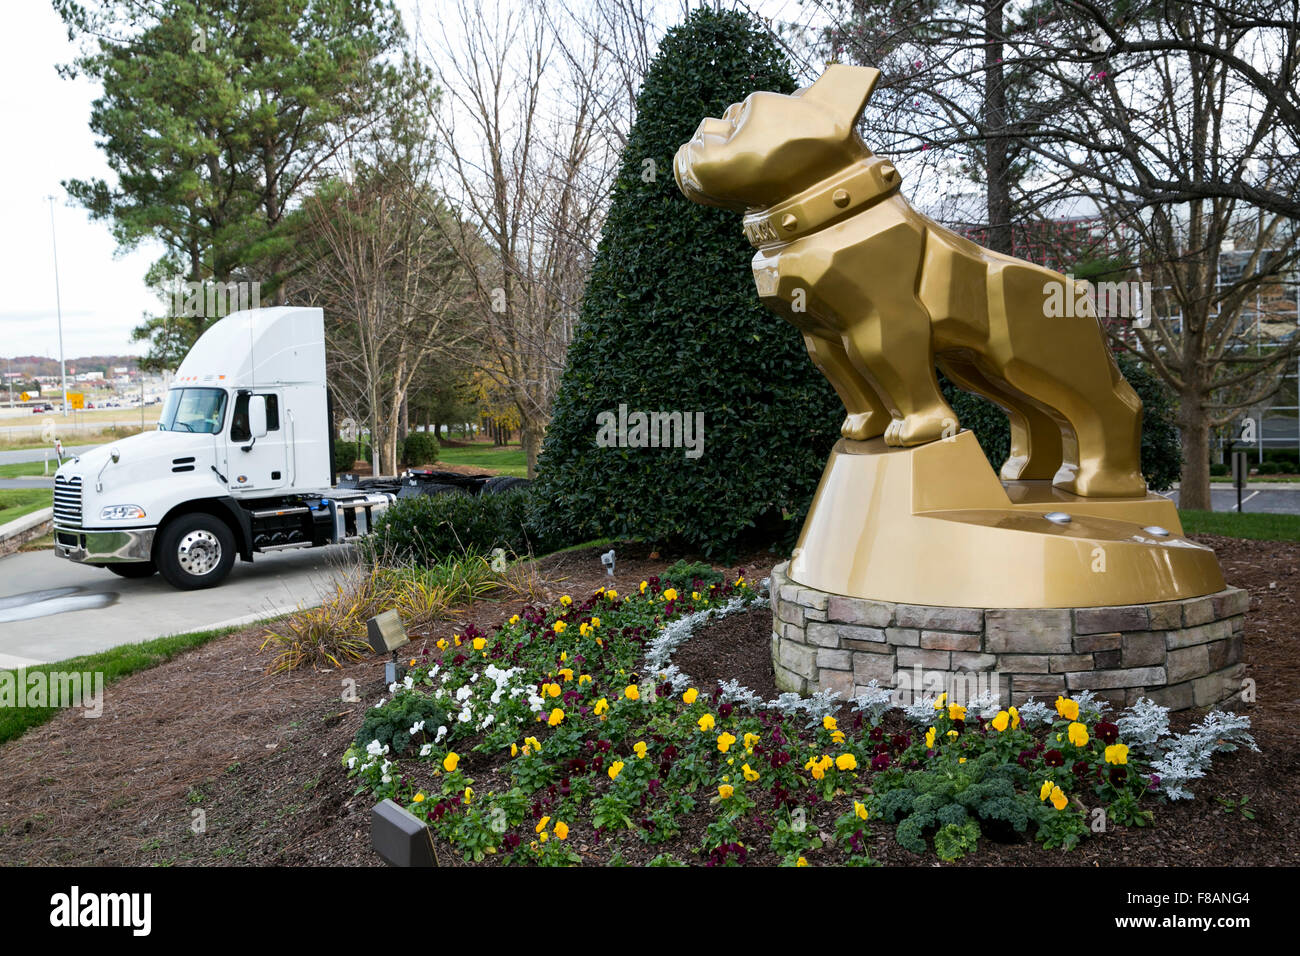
674;64;881;212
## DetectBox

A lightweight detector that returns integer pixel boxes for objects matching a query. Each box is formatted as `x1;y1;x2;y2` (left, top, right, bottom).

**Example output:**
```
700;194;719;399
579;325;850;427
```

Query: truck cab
51;306;391;589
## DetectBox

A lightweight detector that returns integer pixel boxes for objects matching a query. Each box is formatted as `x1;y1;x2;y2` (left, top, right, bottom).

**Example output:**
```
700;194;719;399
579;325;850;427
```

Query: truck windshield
158;388;228;434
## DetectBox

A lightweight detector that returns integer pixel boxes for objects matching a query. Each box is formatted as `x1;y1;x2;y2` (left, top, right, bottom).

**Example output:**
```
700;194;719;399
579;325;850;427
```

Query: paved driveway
0;545;351;666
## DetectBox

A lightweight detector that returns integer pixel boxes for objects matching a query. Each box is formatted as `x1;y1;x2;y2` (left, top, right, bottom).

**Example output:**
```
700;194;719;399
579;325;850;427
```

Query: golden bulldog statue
675;65;1225;608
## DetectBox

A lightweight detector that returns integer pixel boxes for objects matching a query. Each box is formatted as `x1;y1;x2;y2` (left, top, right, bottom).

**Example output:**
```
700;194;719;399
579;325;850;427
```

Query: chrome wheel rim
177;529;222;576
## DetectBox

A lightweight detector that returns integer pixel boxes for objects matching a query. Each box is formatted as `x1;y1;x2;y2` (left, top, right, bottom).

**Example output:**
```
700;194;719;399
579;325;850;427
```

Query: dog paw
1055;467;1147;498
889;412;952;447
841;412;887;441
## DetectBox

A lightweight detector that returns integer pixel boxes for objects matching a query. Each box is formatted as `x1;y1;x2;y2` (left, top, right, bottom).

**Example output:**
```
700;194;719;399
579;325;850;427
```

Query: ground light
371;799;439;867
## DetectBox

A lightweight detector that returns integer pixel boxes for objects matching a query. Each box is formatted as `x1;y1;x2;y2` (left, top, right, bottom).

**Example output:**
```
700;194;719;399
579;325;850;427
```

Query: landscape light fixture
371;798;439;867
601;548;616;576
366;610;410;684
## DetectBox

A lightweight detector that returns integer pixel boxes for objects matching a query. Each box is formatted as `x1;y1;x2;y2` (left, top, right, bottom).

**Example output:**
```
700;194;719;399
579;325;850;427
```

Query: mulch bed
0;534;1294;866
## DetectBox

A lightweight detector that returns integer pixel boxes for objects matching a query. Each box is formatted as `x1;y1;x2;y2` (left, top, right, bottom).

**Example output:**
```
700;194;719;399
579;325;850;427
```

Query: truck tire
484;476;530;494
156;514;236;590
107;561;157;579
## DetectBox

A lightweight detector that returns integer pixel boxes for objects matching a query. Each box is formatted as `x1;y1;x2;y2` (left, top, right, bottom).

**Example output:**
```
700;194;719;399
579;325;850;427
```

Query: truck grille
53;475;83;527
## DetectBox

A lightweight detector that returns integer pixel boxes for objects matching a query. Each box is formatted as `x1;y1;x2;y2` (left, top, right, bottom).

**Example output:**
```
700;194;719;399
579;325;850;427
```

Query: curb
0;507;53;557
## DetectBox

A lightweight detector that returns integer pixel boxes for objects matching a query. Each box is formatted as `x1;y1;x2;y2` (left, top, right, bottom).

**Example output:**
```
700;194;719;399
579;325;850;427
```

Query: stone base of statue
770;562;1247;712
771;431;1244;712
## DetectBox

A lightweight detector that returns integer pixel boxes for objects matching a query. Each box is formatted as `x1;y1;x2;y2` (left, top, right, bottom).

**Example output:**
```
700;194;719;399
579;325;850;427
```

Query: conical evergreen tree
534;8;842;557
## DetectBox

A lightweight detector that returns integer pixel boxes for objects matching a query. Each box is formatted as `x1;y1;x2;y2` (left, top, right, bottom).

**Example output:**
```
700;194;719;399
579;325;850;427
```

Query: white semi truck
50;306;510;590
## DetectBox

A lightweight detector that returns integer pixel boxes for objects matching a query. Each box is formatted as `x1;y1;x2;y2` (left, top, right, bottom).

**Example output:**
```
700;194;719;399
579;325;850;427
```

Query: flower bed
344;563;1258;866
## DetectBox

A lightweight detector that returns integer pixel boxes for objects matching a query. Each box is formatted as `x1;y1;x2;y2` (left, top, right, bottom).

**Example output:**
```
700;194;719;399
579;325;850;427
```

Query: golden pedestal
788;431;1225;609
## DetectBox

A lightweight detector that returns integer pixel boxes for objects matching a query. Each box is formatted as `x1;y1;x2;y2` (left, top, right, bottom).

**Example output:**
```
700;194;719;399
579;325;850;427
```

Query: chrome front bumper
53;526;156;564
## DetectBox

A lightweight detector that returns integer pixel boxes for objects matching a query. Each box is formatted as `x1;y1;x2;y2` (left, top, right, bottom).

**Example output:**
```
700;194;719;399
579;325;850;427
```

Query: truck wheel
107;561;157;579
156;514;235;590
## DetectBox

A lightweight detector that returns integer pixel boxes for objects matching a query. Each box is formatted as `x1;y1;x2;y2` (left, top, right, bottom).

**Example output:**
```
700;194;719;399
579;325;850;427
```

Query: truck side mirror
249;395;269;439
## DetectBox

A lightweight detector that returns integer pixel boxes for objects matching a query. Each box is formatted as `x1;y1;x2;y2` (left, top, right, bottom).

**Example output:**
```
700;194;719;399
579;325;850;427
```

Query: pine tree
534;8;842;557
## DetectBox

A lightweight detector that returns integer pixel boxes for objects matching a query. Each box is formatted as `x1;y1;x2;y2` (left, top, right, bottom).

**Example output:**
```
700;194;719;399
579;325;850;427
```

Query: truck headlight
100;505;146;520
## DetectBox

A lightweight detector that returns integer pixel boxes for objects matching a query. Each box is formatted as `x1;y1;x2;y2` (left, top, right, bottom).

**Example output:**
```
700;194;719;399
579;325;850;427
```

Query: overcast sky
0;1;164;360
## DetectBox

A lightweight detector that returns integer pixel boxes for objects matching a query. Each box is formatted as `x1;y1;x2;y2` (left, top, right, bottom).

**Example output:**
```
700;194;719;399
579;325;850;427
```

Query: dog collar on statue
742;157;902;249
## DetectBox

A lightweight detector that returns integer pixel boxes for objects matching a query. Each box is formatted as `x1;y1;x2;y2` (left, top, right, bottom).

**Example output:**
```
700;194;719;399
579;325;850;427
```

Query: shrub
367;488;562;566
333;439;359;474
532;8;843;559
1210;462;1229;477
402;431;440;467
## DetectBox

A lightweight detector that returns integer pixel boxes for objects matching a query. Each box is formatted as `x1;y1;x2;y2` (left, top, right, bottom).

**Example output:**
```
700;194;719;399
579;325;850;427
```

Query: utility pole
47;195;68;417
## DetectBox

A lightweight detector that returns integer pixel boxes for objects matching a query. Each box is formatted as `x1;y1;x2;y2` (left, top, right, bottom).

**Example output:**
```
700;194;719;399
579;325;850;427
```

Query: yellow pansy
663;588;678;602
934;692;947;710
413;792;425;803
1067;722;1089;747
639;580;648;594
1039;780;1054;801
742;764;760;782
472;637;486;651
606;590;617;599
1009;706;1021;729
552;620;567;635
830;730;846;745
591;617;601;628
508;615;520;625
718;784;734;799
743;732;761;751
545;682;562;698
683;688;699;705
510;743;518;757
991;710;1010;733
436;639;449;651
560;595;572;606
1105;743;1129;765
1050;786;1068;811
633;741;648;759
796;857;808;867
443;752;460;772
558;668;574;681
823;715;837;731
554;821;569;840
1055;696;1079;721
854;800;868;821
463;787;473;804
593;697;609;716
608;760;624;780
925;727;937;749
536;816;551;833
625;684;640;701
717;732;737;753
698;713;715;732
948;703;967;721
548;708;565;727
836;753;858;771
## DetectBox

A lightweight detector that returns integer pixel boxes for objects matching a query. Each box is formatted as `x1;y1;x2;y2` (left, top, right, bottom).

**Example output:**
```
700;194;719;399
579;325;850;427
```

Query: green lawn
437;442;527;477
0;488;52;525
1179;509;1300;541
0;460;52;479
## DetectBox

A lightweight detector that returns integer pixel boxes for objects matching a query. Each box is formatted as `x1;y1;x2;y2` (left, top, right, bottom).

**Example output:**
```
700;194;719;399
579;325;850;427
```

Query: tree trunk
1178;395;1211;511
522;423;541;478
983;0;1012;256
